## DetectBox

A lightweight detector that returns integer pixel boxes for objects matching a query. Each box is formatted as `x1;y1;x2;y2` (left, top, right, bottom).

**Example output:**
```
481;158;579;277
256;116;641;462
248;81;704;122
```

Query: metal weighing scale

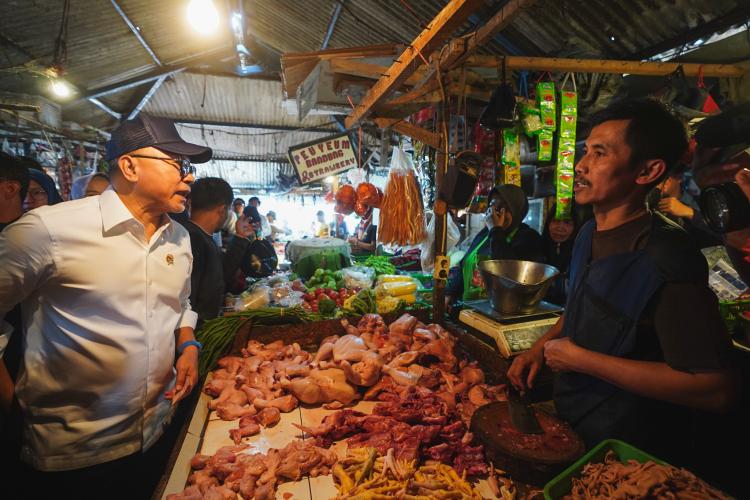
459;299;563;358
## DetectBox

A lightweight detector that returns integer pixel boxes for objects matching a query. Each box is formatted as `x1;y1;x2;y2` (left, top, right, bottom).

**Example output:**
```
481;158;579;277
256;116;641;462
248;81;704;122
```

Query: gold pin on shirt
166;254;174;265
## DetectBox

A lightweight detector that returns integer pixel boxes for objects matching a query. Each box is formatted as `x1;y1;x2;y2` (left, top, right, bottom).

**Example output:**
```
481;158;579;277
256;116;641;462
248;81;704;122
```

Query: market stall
3;1;749;499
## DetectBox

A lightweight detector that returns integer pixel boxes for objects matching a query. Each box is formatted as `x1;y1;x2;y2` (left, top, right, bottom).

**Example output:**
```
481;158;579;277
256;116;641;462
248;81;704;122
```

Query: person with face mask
445;184;545;306
542;204;592;306
224;205;278;293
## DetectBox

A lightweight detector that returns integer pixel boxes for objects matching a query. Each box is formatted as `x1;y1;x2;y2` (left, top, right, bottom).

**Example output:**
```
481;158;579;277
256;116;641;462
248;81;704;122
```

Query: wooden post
432;98;449;324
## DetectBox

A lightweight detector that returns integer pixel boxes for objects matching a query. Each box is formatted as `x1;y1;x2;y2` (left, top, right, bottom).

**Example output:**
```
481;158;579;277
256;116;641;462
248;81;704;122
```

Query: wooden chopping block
471;401;585;487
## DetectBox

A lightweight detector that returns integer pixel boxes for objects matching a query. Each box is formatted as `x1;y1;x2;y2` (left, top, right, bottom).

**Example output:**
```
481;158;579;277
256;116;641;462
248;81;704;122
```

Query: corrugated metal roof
174;122;336;162
195;159;294;189
144;72;335;128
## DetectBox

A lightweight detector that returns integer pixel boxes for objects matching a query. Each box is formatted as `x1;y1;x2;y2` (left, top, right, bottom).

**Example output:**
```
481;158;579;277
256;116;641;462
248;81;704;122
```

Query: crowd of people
0;99;748;498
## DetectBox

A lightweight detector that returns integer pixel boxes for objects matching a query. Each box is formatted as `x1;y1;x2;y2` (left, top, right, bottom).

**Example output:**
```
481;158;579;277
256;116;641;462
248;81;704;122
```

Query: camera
699;181;750;233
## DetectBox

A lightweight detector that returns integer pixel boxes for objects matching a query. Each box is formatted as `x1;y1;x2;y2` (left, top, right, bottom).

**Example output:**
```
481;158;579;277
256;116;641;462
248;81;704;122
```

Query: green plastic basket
543;439;667;499
719;298;750;332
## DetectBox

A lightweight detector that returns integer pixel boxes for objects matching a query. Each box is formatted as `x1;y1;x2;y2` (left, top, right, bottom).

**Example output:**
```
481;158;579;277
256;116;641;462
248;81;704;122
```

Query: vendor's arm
544;339;735;412
507;315;564;391
545;283;738;412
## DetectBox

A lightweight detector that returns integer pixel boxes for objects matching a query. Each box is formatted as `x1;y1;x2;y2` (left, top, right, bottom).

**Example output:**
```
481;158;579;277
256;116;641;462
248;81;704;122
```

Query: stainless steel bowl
479;260;560;314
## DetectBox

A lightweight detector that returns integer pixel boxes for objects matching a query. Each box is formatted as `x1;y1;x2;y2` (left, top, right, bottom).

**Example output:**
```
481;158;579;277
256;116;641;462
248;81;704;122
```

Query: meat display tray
161;311;515;499
543;439;667;500
162;382;500;499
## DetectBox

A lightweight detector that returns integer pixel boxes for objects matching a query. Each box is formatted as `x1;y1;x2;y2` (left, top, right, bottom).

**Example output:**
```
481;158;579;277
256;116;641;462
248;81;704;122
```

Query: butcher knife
507;386;543;434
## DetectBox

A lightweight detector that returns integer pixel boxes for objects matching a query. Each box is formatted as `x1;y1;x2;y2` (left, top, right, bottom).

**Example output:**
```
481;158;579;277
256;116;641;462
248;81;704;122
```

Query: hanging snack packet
518;98;542;137
555;88;578;219
559;91;578;139
536;82;556;131
502;128;522;186
537;130;554;162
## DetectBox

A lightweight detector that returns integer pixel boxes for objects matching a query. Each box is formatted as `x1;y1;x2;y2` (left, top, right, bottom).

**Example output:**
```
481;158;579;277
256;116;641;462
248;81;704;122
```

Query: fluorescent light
187;0;219;35
50;79;72;98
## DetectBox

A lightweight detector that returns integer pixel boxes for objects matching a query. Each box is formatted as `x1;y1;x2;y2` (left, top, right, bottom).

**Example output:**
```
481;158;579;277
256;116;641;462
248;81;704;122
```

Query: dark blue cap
105;113;212;163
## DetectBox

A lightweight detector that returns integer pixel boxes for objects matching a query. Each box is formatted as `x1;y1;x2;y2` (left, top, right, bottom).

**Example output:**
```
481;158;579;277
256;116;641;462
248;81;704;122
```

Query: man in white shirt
0;114;210;499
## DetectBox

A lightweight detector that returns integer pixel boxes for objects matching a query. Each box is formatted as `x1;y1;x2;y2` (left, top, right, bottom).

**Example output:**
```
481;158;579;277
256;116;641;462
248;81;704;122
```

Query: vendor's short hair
191;177;233;212
590;98;688;175
233;197;245;207
249;196;260;206
0;152;30;200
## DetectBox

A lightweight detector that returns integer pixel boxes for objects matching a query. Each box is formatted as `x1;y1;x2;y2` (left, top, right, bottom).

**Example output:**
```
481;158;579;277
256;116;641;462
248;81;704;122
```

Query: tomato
329;291;338;300
315;288;325;296
304;293;315;302
339;288;347;295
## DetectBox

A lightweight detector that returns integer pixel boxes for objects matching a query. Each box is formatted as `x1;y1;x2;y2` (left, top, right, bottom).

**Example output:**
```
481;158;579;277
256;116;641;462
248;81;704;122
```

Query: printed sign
288;133;358;185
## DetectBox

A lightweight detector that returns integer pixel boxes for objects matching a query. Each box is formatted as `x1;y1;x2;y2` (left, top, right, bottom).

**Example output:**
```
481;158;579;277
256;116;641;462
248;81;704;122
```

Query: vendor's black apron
554;217;699;460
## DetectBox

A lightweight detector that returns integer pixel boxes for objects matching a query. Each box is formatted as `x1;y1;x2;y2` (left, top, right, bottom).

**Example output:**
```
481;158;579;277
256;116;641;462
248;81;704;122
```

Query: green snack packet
536;82;556;131
502;128;520;167
518;98;543;137
537;130;554;162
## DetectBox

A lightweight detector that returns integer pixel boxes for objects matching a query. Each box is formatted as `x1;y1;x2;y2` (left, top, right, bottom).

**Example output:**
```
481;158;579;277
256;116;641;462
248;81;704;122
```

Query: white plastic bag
342;266;376;289
420;215;461;273
235;285;271;311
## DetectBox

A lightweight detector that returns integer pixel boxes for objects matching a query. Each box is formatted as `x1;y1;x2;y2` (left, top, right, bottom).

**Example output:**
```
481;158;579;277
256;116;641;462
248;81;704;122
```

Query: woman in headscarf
446;184;545;305
23;167;63;211
224;205;279;293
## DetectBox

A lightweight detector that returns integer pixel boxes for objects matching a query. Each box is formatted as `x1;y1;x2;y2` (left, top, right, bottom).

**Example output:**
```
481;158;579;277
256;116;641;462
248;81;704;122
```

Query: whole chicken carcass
340;351;383;387
332;334;368;362
281;368;358;405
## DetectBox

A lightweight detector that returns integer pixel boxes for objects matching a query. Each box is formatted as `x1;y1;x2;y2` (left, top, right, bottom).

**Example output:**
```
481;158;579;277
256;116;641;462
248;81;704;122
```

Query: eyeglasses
27;188;48;200
129;154;196;179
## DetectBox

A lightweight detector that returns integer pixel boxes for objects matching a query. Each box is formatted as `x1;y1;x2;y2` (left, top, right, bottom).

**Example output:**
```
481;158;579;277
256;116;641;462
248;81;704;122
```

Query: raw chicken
281;368;358;405
340;350;382;387
215;402;256;421
255;407;281;427
229;415;261;444
332;334;368;362
252;394;298;413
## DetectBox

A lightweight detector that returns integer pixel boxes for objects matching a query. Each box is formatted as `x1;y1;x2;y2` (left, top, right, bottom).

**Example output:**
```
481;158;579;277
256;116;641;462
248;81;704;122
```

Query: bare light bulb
187;0;219;35
50;79;72;98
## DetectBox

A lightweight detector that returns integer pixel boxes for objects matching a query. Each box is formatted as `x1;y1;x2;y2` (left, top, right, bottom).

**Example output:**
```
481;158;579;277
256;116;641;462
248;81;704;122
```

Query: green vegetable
343;289;377;315
318;296;337;315
363;256;396;276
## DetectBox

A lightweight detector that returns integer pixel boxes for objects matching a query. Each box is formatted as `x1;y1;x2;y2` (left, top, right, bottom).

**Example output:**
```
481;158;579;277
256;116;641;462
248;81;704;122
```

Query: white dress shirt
0;188;197;471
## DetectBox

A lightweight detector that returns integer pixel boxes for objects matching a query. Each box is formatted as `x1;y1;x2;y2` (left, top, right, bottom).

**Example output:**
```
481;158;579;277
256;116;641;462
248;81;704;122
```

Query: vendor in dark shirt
508;99;737;467
181;177;255;324
446;184;545;304
348;207;377;255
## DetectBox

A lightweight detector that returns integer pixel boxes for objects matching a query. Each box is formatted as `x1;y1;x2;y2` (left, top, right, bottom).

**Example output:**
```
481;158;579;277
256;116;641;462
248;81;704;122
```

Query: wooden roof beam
465;55;744;78
374;118;440;149
344;0;485;129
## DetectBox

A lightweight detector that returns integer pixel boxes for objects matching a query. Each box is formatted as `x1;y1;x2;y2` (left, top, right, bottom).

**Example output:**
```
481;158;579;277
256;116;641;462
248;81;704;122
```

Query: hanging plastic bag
378;145;427;246
420;214;460;273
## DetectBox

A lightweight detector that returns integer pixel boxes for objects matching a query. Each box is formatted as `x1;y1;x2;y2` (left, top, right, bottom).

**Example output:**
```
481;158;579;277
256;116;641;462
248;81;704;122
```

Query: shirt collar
99;188;174;236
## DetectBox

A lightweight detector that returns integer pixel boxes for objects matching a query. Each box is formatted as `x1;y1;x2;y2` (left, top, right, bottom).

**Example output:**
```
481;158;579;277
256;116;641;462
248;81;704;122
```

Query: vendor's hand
485;207;513;231
507;344;544;392
657;197;694;219
167;347;199;405
543;337;584;373
736;168;750;202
